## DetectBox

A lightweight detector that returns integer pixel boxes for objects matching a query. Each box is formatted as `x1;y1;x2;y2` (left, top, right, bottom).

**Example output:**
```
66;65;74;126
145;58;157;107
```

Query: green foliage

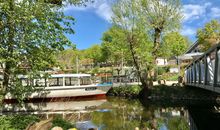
0;115;40;130
0;0;79;99
107;85;142;97
159;32;190;57
157;66;170;75
110;0;183;87
51;116;75;130
83;44;103;65
197;20;220;51
168;117;190;130
57;49;78;70
158;73;179;81
101;26;132;65
141;0;182;31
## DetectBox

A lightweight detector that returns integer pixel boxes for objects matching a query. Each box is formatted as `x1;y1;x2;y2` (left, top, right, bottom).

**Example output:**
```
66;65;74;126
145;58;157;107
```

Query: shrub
51;116;75;130
0;115;40;130
107;85;142;97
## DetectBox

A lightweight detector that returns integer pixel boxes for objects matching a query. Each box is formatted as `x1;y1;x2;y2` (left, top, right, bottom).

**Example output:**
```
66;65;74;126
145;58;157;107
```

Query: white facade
169;68;179;73
156;58;168;66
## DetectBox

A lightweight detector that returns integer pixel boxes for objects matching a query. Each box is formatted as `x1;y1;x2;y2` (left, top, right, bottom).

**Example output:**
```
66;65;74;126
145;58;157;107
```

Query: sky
63;0;220;50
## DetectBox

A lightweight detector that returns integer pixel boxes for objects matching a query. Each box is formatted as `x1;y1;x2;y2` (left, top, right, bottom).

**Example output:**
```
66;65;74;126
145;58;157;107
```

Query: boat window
80;77;91;85
21;78;34;86
35;79;46;87
48;78;63;86
65;77;79;86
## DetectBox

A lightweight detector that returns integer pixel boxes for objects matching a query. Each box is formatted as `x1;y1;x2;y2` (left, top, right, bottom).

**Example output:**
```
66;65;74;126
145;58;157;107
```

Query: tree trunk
127;34;148;89
152;28;162;81
3;0;15;93
153;28;161;56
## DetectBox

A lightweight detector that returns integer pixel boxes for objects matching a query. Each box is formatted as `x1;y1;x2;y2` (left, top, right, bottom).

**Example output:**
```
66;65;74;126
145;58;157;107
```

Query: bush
157;66;170;75
107;85;142;97
0;115;40;130
158;73;179;81
51;116;75;130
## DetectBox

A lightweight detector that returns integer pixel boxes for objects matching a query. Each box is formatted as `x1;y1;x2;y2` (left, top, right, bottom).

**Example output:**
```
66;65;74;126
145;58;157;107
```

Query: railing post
190;66;193;84
198;60;201;84
213;48;219;87
194;62;197;84
204;55;208;85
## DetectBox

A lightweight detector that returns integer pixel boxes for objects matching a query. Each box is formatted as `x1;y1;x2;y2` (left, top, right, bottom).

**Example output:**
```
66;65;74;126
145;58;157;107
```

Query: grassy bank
149;85;220;101
107;84;220;102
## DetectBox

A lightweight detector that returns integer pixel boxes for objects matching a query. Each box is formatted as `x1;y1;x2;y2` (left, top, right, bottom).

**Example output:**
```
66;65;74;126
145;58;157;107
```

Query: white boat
4;74;112;102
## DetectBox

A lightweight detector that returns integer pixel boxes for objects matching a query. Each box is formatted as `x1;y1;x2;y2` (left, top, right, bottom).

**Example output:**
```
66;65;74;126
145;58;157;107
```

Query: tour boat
4;74;112;103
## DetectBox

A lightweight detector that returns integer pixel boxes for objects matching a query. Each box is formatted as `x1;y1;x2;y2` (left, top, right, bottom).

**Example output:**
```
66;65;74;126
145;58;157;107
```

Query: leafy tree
57;49;79;70
140;0;182;56
159;32;190;58
83;44;103;65
197;20;220;51
0;0;88;100
111;0;182;89
101;26;131;66
112;0;154;89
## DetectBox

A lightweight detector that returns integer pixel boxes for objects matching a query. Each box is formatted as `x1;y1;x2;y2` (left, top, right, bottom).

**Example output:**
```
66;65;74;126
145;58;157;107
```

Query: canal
1;97;220;130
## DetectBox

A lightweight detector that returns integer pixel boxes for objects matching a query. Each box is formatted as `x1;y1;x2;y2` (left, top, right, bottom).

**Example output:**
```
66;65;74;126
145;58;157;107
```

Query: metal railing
185;44;220;92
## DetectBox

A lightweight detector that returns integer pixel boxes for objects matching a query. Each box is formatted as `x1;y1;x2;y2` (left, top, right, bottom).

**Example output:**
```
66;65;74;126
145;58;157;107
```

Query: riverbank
149;85;220;101
107;84;220;102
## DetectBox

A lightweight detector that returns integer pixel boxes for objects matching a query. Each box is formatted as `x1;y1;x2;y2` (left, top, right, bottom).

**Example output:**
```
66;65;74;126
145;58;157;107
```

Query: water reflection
91;98;189;130
1;97;220;130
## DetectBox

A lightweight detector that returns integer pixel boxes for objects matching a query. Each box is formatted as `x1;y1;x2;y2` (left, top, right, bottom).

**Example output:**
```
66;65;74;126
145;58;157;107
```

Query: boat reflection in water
2;97;220;130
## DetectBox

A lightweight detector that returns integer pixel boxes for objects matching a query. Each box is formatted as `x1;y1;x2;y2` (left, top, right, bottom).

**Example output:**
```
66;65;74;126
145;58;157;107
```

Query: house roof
178;52;203;60
184;40;199;54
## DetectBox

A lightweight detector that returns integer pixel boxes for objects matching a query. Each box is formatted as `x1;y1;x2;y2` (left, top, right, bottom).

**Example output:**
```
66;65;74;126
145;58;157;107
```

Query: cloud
181;26;196;36
182;2;211;22
64;0;113;22
210;7;220;18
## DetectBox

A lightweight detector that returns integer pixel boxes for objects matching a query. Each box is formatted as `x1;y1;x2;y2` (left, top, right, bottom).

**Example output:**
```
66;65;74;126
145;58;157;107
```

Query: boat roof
17;74;91;79
51;74;91;78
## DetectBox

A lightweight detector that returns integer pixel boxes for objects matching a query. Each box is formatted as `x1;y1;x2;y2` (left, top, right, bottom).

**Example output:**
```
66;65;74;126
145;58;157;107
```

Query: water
1;97;220;130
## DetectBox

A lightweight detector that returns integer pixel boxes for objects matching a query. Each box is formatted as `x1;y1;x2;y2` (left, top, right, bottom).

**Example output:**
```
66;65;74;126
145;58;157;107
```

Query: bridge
185;44;220;93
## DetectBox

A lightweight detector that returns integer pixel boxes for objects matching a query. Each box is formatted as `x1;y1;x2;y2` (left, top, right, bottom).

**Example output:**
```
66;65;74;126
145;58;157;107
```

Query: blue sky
64;0;220;50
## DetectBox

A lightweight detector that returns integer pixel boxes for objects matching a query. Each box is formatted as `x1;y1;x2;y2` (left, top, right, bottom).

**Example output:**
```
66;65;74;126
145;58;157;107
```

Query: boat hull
4;85;112;103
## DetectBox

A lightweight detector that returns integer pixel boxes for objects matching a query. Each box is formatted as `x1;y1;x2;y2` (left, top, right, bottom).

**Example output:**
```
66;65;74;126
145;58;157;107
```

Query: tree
57;49;79;70
112;0;154;89
140;0;182;56
159;32;190;58
101;26;131;66
84;44;102;66
197;20;220;51
0;0;87;100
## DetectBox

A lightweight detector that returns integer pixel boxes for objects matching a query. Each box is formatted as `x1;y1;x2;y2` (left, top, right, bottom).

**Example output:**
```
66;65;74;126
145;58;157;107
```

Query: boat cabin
19;74;93;87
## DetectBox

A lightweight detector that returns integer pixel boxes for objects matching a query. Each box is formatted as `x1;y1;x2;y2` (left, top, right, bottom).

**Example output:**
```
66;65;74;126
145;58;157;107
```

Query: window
65;77;79;86
49;78;63;86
